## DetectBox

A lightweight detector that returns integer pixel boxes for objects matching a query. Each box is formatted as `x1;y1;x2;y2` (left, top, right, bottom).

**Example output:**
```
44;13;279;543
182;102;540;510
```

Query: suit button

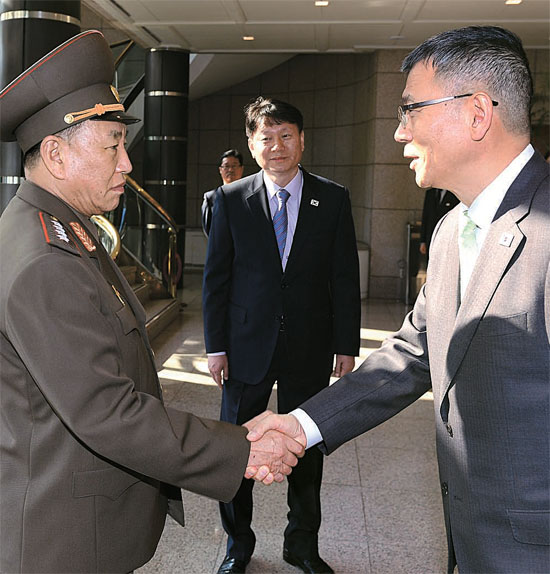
446;423;453;437
441;482;448;496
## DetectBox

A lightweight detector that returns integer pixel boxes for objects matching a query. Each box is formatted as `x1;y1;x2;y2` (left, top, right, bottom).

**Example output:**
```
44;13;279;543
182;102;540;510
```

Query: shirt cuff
207;351;226;356
290;408;323;449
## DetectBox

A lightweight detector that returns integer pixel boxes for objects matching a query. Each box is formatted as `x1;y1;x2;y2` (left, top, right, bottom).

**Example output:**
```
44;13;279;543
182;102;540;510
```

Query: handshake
242;411;307;485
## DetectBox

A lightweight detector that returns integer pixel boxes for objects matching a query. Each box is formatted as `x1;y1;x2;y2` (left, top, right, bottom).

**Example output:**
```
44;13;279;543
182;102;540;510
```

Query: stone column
0;0;80;212
143;46;189;287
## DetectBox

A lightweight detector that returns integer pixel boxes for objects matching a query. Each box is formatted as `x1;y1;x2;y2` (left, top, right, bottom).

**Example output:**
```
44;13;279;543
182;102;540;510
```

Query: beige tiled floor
138;271;447;574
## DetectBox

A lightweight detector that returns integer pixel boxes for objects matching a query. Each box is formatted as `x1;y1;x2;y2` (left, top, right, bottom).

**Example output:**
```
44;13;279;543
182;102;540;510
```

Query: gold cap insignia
110;85;121;103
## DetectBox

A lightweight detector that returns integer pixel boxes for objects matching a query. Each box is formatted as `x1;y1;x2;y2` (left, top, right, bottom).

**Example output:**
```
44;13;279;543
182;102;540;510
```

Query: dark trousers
219;335;331;561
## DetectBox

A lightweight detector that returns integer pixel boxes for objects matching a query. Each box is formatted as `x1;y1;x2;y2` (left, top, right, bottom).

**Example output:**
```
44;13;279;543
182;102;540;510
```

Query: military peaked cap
0;29;139;153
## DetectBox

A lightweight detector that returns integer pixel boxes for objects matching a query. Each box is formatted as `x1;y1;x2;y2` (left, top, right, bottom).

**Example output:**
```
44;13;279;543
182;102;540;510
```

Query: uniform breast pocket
115;303;139;335
476;312;527;338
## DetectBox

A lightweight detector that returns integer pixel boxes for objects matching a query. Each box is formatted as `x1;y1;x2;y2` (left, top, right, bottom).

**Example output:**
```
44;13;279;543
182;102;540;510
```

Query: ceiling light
315;1;330;6
242;36;255;41
505;0;522;4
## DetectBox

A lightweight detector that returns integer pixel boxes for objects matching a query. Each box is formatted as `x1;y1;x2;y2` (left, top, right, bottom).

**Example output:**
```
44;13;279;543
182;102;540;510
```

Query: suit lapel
445;212;524;382
439;153;544;405
284;169;319;277
245;172;282;270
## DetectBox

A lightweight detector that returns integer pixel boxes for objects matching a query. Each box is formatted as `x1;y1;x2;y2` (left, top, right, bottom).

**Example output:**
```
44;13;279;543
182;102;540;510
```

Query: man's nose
118;147;133;174
394;122;410;143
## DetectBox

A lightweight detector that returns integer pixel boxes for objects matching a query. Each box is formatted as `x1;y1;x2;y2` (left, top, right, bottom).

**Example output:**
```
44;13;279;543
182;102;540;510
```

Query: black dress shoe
217;555;249;574
283;548;334;574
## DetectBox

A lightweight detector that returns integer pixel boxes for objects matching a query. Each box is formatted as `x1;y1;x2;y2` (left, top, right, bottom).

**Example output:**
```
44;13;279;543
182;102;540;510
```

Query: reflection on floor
137;271;447;574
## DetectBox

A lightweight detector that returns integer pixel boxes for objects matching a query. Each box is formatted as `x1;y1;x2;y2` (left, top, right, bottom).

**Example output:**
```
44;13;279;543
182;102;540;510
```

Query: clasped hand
243;410;307;485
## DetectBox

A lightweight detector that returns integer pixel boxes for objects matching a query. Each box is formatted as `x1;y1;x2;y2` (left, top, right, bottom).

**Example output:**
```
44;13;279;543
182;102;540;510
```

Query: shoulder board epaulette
38;212;81;256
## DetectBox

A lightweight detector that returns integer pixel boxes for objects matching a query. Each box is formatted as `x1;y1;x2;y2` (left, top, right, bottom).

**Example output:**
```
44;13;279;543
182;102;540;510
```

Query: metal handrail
113;39;134;69
124;175;177;230
91;214;121;260
123;175;179;298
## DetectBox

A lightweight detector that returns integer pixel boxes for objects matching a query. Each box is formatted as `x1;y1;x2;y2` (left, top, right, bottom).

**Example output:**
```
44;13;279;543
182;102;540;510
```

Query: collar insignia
310;199;319;207
38;213;79;255
51;218;70;243
69;221;96;252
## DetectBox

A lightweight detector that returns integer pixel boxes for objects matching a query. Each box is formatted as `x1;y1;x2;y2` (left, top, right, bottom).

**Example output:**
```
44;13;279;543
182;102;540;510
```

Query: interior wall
187;48;548;300
186;51;422;299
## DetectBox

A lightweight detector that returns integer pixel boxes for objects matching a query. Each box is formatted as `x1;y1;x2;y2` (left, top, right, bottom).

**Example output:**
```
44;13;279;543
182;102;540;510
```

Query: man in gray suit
246;26;550;574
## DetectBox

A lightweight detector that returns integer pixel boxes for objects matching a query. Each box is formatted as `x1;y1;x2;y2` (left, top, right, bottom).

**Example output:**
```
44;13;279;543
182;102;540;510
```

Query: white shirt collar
460;144;534;230
263;168;303;200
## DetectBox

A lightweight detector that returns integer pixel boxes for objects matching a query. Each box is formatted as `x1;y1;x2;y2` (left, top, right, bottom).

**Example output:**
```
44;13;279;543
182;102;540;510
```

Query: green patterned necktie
459;209;479;299
461;209;478;249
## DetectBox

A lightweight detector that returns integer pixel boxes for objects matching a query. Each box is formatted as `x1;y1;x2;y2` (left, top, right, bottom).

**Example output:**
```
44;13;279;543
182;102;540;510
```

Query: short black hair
244;97;303;137
401;26;532;136
219;149;243;166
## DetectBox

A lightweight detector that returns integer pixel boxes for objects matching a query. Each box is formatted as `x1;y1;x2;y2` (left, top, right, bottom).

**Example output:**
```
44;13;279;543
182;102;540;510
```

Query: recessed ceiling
84;0;550;52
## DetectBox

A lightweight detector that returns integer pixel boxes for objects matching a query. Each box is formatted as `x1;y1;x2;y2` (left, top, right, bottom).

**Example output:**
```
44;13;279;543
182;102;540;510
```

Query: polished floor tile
137;272;447;573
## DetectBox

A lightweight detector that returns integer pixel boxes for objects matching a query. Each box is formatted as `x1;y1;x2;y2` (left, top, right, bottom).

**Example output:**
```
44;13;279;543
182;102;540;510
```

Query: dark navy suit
203;167;361;560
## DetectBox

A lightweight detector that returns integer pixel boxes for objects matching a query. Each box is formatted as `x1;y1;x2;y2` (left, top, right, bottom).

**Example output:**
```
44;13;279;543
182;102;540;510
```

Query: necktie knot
277;189;290;209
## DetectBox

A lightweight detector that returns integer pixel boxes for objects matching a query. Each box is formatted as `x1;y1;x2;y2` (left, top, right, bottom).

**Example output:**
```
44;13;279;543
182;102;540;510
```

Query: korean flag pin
499;232;514;248
310;199;319;207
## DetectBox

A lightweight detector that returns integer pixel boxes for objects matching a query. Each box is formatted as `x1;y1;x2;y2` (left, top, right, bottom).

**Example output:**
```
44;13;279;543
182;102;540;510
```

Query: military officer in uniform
0;30;303;574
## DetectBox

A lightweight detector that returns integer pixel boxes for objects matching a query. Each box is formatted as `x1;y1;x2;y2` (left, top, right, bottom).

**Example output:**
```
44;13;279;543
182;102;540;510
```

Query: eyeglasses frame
219;164;243;171
397;93;499;126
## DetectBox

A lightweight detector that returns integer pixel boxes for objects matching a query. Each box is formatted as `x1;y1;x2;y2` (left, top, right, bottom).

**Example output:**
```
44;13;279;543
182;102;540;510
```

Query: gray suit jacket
0;182;250;573
300;152;550;573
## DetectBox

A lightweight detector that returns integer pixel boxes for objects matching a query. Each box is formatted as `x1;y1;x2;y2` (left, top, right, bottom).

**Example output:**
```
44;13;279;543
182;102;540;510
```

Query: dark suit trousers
219;334;331;561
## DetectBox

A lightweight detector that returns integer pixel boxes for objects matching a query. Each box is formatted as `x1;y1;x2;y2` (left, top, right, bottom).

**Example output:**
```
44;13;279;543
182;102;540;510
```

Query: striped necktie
273;189;290;260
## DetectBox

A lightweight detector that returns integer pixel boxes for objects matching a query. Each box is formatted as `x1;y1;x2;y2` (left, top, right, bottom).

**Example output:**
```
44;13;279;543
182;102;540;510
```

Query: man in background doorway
201;149;244;236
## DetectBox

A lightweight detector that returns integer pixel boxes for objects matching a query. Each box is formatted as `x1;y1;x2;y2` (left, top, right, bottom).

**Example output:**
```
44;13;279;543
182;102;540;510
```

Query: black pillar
143;47;189;287
0;0;80;212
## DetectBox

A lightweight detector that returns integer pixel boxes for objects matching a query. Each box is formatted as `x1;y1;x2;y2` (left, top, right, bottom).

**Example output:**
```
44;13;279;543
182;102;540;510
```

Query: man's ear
40;135;67;179
470;92;494;142
248;137;255;158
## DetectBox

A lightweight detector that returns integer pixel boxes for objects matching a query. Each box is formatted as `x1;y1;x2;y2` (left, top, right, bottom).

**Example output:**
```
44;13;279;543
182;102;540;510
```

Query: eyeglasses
220;164;242;171
397;93;499;127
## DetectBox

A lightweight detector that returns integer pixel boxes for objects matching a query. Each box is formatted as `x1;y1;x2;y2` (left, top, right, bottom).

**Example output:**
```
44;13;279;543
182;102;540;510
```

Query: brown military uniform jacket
0;181;250;573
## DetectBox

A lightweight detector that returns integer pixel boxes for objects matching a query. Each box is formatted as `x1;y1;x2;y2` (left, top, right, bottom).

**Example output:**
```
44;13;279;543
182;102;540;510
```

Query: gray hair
24;120;89;171
401;26;533;136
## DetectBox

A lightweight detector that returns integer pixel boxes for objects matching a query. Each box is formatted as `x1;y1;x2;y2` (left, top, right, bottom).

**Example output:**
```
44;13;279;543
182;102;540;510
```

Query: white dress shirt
265;169;303;271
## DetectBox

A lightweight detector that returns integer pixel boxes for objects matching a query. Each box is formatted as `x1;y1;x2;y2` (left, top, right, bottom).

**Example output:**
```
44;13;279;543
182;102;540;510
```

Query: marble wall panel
314;87;337;127
199;95;231;130
289;55;316;91
334;126;354;166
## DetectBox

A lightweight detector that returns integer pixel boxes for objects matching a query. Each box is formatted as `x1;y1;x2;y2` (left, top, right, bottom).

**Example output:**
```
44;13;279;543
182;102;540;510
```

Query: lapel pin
499;232;514;247
310;199;319;207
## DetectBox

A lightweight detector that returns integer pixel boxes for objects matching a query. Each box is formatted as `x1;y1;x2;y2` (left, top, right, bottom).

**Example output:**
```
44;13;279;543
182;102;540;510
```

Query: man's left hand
332;354;355;377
